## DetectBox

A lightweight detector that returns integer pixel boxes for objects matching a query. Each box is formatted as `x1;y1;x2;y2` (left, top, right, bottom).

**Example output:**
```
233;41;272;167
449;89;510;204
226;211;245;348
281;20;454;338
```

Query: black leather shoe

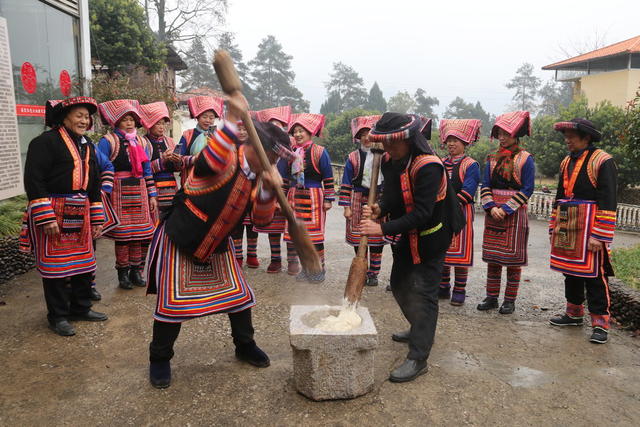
438;286;451;299
117;268;133;290
477;297;499;311
48;319;76;336
391;329;410;343
149;361;171;389
129;268;146;287
366;276;379;287
71;310;108;322
389;358;428;383
589;327;609;344
235;341;270;367
499;300;516;314
549;313;584;326
90;287;102;301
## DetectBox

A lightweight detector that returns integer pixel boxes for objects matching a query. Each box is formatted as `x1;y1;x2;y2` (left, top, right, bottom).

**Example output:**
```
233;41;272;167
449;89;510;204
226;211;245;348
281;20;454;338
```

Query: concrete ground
1;209;639;426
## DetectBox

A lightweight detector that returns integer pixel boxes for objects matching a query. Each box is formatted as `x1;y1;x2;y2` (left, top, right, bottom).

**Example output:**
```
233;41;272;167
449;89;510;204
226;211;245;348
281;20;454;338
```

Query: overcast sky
223;0;640;116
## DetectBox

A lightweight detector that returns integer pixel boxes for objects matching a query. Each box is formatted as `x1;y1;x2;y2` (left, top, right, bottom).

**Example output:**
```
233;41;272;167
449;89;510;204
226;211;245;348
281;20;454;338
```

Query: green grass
0;194;27;237
611;245;640;290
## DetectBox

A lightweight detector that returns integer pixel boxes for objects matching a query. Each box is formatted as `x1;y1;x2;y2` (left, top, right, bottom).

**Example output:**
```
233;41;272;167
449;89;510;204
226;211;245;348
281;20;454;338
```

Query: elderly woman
438;119;481;306
21;97;108;336
146;93;293;388
339;115;385;287
97;100;158;290
478;111;535;315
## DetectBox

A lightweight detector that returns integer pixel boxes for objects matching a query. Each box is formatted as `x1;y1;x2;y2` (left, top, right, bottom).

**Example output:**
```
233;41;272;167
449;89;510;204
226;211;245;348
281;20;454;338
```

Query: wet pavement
1;209;639;425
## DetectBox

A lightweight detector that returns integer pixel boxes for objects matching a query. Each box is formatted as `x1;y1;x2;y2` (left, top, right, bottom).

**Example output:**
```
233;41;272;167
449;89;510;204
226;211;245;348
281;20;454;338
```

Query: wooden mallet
344;142;384;305
213;50;322;276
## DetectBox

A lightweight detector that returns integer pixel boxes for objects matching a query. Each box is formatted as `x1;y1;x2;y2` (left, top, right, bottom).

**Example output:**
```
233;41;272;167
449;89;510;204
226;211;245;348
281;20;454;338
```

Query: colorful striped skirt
104;174;155;241
253;207;286;234
146;224;255;323
154;172;178;211
20;194;96;279
482;189;529;266
550;199;602;278
284;187;325;244
100;190;120;236
345;190;386;247
445;202;474;267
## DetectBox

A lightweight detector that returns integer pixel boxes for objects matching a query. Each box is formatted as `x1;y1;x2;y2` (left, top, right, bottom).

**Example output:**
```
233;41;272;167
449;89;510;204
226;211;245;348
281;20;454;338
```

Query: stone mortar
289;305;378;401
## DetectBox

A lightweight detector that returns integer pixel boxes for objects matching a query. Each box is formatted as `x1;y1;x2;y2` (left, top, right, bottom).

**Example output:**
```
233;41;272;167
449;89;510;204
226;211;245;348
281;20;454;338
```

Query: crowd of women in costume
21;92;617;387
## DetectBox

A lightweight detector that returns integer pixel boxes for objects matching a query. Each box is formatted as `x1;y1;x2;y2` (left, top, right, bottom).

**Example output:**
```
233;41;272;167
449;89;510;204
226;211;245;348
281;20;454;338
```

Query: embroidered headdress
491;111;530;139
350;115;381;142
45;97;98;128
187;96;224;119
369;113;434;155
98;99;142;128
554;118;601;142
255;106;292;128
439;119;481;146
139;101;170;129
289;113;325;137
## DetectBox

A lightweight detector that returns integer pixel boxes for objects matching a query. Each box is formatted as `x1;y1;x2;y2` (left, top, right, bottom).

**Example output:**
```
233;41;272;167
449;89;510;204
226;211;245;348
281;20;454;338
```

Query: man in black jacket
361;113;457;382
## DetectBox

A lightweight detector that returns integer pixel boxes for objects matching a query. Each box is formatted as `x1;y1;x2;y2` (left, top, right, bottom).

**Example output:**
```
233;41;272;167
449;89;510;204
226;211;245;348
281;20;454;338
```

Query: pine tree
179;37;216;91
248;35;309;112
324;62;368;112
215;31;254;102
506;63;541;111
320;91;342;115
366;82;387;113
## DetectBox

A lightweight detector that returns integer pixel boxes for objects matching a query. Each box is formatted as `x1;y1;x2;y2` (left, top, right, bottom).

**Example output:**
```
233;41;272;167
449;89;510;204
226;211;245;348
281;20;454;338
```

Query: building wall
579;69;640;108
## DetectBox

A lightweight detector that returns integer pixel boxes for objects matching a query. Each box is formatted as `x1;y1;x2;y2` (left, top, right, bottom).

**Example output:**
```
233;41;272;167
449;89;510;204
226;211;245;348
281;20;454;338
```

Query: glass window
0;0;81;164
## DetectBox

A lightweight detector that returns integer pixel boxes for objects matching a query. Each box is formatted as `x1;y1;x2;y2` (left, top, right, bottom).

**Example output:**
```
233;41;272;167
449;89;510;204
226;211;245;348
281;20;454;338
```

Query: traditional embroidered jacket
163;122;277;261
97;130;157;241
480;148;535;266
146;122;277;322
379;154;450;264
549;146;617;277
283;142;335;244
141;134;178;211
21;128;105;278
339;148;385;246
443;154;480;266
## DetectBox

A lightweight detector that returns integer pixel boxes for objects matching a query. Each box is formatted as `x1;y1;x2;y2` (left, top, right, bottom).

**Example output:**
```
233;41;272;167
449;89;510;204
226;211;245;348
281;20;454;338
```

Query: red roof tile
543;35;640;70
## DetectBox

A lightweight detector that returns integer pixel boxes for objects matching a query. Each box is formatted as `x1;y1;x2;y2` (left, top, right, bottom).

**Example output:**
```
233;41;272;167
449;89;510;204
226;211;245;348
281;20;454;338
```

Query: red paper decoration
59;70;71;96
21;62;37;94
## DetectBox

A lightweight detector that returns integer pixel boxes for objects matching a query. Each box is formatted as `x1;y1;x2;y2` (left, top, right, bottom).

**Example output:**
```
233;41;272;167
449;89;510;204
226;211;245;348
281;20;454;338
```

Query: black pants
390;248;445;361
149;308;255;363
564;273;610;316
42;272;93;323
231;224;258;240
352;245;384;255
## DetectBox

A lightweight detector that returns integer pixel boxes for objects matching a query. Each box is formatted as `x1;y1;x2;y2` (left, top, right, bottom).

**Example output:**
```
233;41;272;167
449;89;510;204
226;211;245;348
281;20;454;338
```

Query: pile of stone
0;236;35;285
609;278;640;332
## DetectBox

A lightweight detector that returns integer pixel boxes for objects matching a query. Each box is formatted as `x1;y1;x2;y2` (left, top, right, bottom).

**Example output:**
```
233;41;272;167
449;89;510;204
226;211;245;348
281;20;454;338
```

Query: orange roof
543;35;640;70
176;87;225;103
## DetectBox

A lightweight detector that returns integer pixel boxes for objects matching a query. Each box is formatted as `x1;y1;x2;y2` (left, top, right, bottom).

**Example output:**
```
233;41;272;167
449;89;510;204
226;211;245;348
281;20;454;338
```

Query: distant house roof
166;45;188;71
176;87;225;103
543;35;640;70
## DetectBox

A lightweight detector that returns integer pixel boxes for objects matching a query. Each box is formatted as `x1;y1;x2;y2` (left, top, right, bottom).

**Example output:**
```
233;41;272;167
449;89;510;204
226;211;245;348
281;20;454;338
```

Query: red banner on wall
16;104;45;117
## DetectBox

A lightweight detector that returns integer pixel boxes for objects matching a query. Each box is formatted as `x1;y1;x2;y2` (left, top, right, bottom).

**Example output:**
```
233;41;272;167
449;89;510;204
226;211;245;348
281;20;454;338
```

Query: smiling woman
20;96;108;337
